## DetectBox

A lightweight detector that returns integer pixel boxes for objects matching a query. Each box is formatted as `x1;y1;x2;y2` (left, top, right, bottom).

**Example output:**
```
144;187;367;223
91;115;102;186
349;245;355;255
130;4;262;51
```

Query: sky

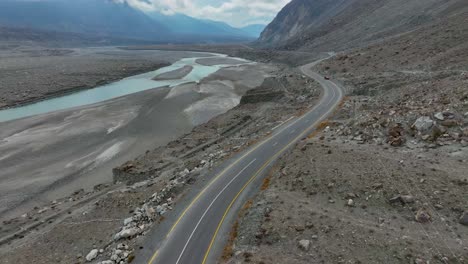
118;0;291;27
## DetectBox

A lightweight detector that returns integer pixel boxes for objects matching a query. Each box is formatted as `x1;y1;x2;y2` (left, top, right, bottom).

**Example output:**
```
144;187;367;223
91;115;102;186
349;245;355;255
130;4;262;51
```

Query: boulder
400;195;415;204
387;124;405;146
412;117;434;132
143;204;156;219
462;127;468;137
441;119;458;127
389;195;414;205
434;112;444;121
414;258;428;264
114;227;140;240
123;217;133;226
415;209;431;223
86;249;98;262
459;211;468;226
298;239;311;251
429;125;443;141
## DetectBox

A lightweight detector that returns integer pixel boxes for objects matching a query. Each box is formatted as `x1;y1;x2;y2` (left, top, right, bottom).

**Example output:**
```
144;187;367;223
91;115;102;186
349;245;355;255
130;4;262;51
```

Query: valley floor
0;47;321;264
0;46;201;109
1;41;466;264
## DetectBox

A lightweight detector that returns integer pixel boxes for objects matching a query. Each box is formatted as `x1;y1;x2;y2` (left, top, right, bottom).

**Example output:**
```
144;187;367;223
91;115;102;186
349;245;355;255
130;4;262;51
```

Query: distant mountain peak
0;0;255;43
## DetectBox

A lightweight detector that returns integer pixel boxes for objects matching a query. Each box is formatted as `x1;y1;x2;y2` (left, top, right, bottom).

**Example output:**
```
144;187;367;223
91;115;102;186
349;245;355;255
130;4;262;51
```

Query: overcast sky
119;0;291;27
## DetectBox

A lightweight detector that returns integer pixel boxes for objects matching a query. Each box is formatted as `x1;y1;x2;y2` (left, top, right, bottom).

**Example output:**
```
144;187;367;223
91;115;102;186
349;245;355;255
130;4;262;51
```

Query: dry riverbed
0;48;322;264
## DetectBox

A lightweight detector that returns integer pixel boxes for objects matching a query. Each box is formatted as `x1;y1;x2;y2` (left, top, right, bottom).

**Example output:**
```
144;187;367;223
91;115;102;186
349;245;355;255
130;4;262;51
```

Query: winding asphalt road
138;59;344;264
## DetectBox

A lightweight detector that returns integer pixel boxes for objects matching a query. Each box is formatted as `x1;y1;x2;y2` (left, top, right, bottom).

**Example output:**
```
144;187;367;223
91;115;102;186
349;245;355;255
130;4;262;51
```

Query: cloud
117;0;290;27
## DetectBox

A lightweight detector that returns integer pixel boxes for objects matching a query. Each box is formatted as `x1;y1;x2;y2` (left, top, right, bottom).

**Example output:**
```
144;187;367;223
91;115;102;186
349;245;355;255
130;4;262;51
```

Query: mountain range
257;0;468;51
0;0;265;43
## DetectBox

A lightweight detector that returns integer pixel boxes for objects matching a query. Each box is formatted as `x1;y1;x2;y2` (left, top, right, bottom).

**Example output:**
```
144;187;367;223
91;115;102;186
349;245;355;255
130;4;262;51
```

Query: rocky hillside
257;0;468;51
224;5;468;264
312;10;468;149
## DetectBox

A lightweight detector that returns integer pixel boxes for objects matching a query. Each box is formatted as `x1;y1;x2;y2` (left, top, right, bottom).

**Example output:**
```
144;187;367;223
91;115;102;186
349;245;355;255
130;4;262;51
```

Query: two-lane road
138;59;344;264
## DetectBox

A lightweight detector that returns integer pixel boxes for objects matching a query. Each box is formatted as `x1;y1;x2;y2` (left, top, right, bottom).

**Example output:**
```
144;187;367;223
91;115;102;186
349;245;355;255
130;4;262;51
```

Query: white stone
86;249;98;262
298;239;311;251
114;227;140;240
98;261;114;264
132;181;148;189
123;217;133;226
413;116;434;132
434;112;445;121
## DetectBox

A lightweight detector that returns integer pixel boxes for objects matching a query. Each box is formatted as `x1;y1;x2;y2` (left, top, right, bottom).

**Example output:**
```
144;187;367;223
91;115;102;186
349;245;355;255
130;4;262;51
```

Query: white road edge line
174;158;257;264
271;116;295;131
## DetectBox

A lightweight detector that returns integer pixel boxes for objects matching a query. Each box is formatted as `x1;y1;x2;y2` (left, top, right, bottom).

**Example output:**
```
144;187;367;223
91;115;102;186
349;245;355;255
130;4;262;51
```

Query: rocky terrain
314;11;468;150
222;3;468;264
225;132;467;264
0;63;322;264
2;1;467;263
257;0;468;52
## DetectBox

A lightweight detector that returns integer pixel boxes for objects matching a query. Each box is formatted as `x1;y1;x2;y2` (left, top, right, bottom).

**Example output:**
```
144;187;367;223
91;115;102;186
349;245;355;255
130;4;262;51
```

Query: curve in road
138;58;344;264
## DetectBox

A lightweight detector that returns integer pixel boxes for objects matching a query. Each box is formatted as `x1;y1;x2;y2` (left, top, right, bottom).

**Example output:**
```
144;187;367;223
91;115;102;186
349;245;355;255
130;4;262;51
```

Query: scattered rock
114;227;140;240
412;116;434;132
400;195;415;204
387;124;405;146
389;195;415;205
372;183;383;189
434;112;445;121
463;127;468;137
414;258;428;264
123;217;133;226
415;209;432;223
345;193;357;199
85;249;98;262
459;211;468;226
298;239;311;251
441;119;458;127
98;261;114;264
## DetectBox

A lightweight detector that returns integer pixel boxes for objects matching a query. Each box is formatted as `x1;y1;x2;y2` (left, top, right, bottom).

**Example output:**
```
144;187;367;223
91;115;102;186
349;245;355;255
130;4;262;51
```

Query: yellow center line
147;107;305;264
147;66;341;264
201;89;342;263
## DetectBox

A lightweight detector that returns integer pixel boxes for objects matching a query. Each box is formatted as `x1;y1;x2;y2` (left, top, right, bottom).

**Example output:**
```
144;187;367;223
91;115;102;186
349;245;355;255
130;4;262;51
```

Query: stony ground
225;134;467;264
0;63;322;264
221;10;468;264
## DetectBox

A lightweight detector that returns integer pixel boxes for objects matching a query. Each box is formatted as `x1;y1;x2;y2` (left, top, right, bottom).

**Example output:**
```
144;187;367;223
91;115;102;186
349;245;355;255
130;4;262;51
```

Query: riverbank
0;46;207;110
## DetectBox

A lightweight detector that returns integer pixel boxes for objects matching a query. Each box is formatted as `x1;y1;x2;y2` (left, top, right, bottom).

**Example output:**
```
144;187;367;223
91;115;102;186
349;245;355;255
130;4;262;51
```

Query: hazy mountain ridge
257;0;468;51
240;24;266;38
0;0;261;43
0;0;168;40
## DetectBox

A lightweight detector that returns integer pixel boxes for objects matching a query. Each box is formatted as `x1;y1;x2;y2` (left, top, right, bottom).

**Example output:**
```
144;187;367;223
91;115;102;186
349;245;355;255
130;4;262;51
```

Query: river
0;50;265;221
0;52;248;123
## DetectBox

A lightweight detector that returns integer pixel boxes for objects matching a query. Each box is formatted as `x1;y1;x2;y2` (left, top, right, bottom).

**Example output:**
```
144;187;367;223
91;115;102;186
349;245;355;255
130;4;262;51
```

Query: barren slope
258;0;468;52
